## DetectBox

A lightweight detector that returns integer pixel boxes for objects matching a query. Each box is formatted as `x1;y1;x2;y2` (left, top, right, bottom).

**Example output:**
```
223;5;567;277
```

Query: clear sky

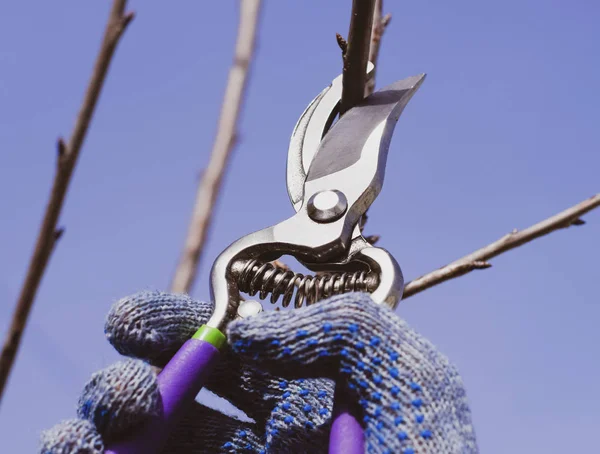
1;1;599;452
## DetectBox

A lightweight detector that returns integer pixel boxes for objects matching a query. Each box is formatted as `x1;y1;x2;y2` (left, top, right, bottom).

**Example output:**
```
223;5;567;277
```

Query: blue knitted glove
40;291;334;453
227;293;478;454
40;292;478;453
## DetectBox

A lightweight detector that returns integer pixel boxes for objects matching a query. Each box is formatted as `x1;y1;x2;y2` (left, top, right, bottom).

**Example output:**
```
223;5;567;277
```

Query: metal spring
235;259;379;308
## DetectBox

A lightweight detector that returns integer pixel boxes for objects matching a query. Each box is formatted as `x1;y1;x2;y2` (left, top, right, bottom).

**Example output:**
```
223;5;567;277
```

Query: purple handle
105;338;221;454
329;389;364;454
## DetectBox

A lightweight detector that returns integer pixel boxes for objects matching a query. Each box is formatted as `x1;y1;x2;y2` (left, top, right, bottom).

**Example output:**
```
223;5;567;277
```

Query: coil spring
236;259;379;308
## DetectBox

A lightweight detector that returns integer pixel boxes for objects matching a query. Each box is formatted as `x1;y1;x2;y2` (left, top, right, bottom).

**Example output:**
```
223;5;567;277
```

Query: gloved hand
40;292;478;453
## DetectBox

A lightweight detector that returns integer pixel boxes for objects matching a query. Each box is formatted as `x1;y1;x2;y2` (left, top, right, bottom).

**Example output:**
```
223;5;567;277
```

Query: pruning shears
106;65;426;454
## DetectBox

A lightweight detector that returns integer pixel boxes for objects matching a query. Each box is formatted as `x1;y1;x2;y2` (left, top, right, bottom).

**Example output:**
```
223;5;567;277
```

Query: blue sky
1;1;599;452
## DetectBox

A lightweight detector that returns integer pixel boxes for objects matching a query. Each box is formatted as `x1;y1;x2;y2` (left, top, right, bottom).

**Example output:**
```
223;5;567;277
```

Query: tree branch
0;0;133;404
403;194;600;299
170;0;262;294
339;0;376;115
365;0;391;96
363;0;391;243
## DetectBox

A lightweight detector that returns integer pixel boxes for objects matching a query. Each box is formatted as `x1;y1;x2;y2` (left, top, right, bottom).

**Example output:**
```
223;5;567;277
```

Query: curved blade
287;63;374;211
302;74;426;221
306;74;425;183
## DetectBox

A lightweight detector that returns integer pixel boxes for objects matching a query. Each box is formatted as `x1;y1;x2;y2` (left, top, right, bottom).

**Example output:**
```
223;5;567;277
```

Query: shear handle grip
329;389;365;454
105;339;221;454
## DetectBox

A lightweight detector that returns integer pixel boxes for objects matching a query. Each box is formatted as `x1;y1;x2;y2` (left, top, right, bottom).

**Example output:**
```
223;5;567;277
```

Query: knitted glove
227;293;478;454
40;292;478;453
40;291;334;454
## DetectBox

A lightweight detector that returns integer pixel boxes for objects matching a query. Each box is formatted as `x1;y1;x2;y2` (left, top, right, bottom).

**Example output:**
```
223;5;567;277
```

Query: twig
365;0;391;96
336;0;384;241
339;0;376;115
363;0;391;243
403;194;600;299
170;0;263;294
0;0;133;404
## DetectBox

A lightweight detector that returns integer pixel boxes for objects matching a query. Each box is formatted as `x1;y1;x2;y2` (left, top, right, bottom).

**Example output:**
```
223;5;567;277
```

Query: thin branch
0;0;133;404
403;194;600;299
339;0;376;115
363;0;391;243
365;0;391;96
170;0;262;294
337;0;385;241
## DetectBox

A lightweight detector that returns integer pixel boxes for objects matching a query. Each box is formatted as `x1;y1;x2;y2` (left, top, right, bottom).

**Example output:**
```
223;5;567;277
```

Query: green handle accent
192;325;226;349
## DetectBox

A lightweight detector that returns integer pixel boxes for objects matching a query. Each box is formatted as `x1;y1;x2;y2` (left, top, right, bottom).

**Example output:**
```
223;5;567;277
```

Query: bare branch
170;0;263;294
403;194;600;299
365;0;391;96
0;0;133;403
339;0;376;115
363;0;392;242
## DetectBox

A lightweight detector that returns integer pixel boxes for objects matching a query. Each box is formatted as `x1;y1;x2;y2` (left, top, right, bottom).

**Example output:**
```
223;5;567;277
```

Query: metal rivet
307;190;348;223
236;300;263;320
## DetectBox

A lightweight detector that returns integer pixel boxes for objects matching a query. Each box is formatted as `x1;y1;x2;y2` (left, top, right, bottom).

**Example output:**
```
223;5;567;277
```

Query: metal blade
306;74;426;183
300;74;426;227
286;63;374;211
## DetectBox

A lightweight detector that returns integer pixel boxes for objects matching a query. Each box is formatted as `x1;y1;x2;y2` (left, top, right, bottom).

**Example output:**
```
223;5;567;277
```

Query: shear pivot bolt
307;190;347;223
